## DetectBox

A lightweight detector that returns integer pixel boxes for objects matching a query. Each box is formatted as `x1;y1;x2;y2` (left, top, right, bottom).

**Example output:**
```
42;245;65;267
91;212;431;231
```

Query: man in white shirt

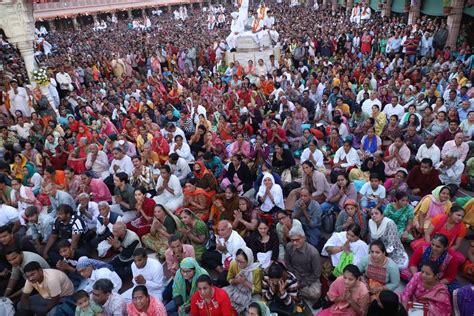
361;92;382;116
76;193;99;231
0;204;20;232
153;165;183;212
109;148;134;177
356;83;372;105
122;248;165;302
383;96;405;120
9;117;33;140
167;153;192;185
415;135;441;165
55;66;72;98
202;220;246;281
437;152;464;186
169;135;194;162
8;80;33;117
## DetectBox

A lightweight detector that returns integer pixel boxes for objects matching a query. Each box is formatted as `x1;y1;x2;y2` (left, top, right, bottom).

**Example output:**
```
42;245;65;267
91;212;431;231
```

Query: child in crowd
358;172;386;213
74;290;104;316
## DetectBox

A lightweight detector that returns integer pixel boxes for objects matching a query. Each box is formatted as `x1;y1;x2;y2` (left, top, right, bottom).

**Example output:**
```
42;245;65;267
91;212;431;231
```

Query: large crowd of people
0;0;474;315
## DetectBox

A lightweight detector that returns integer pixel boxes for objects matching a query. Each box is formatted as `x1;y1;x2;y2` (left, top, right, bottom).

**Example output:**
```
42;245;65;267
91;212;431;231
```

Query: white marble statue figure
226;12;245;51
236;0;249;28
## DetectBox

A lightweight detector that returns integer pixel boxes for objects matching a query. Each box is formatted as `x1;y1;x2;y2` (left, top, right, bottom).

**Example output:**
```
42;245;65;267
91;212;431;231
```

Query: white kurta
83;268;123;293
153;174;183;212
123;257;165;302
226;18;245;50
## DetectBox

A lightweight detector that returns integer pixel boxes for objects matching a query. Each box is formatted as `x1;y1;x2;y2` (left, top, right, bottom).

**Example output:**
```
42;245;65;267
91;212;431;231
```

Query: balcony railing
33;0;203;19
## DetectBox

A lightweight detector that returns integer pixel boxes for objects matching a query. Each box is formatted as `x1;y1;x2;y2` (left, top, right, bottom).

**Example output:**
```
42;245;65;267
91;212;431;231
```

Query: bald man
441;132;469;162
109;221;142;278
201;220;246;286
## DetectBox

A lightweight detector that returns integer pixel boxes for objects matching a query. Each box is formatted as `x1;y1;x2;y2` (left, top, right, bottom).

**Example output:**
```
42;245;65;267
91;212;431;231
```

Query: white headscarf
257;172;284;212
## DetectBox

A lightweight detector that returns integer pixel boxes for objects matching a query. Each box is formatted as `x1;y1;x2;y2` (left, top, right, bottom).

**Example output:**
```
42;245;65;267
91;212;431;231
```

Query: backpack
321;209;337;234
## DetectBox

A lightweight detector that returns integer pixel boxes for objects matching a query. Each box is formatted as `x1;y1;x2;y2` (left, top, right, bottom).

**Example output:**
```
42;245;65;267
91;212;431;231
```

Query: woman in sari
10;177;42;224
178;208;209;261
224;246;263;314
372;104;387;136
141;204;180;258
294;128;314;159
232;196;258;237
405;234;459;293
384;168;409;203
357;240;400;300
248;134;270;174
127;285;167;316
75;124;92;145
317;264;369;316
321;173;358;214
228;133;251;159
169;257;209;316
22;164;42;195
384;136;410;177
400;262;451;316
413;204;467;265
322;224;369;274
256;173;284;213
48;136;71;170
369;208;409;269
210;185;240;226
11;154;27;181
182;178;211;221
126;187;156;237
413;185;452;236
358;127;382;160
67;137;89;174
192;161;217;196
453;285;474;316
380;115;403;147
335;199;368;238
384;191;414;243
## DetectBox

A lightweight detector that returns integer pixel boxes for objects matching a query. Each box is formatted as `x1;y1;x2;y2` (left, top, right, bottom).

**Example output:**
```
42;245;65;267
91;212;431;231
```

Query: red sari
127;197;156;237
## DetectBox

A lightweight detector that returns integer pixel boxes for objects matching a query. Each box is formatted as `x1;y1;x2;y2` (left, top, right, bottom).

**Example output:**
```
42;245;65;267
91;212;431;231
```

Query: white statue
226;12;245;51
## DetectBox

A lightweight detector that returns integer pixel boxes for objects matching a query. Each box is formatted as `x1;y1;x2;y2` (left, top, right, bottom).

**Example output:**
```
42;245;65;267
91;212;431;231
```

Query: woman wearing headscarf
21;163;42;195
256;172;284;213
248;301;271;316
413;185;452;235
193;160;218;197
367;290;407;316
76;256;122;293
224;246;263;314
169;257;209;316
127;285;167;316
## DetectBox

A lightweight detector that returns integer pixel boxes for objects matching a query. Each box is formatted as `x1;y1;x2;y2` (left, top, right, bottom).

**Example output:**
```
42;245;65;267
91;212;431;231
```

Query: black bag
321;209;337;234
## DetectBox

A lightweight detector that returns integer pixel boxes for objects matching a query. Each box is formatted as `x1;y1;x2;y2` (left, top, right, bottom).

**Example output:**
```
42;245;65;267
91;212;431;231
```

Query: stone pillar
445;0;465;49
331;0;338;14
48;20;56;32
72;17;80;30
346;0;353;16
407;1;420;25
16;40;37;80
381;0;392;18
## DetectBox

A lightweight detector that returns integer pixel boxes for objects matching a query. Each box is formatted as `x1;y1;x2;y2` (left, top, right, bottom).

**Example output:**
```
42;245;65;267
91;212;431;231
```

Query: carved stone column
445;0;465;49
407;0;420;25
381;0;392;18
0;0;37;81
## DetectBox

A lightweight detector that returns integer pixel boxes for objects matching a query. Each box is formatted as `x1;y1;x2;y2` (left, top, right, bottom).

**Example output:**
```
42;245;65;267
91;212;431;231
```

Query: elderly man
292;187;322;247
122;248;165;302
201;220;246;286
18;262;74;315
109;221;141;278
93;201;122;258
437;151;465;187
85;144;110;180
92;279;127;316
76;193;99;232
284;226;322;309
441;132;469;162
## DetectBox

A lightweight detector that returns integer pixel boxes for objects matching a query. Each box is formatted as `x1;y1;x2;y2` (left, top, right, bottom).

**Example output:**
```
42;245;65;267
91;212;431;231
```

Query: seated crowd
0;1;474;316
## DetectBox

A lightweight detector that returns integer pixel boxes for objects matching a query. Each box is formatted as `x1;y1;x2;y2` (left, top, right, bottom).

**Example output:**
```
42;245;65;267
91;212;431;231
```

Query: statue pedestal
225;31;281;66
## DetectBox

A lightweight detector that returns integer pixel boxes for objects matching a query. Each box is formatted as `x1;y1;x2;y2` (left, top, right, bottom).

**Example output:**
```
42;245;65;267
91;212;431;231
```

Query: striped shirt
262;270;299;306
52;214;86;240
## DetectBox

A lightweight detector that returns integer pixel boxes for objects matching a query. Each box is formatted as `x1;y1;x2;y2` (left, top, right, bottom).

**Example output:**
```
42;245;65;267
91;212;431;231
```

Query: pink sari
400;272;451;316
317;276;369;316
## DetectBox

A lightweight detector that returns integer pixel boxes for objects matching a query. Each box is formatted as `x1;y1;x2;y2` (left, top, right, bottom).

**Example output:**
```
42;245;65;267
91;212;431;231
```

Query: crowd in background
0;1;474;315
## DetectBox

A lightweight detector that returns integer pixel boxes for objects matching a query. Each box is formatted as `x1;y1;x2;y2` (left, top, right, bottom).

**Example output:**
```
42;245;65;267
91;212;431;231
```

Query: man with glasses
284;226;322;310
275;209;302;258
